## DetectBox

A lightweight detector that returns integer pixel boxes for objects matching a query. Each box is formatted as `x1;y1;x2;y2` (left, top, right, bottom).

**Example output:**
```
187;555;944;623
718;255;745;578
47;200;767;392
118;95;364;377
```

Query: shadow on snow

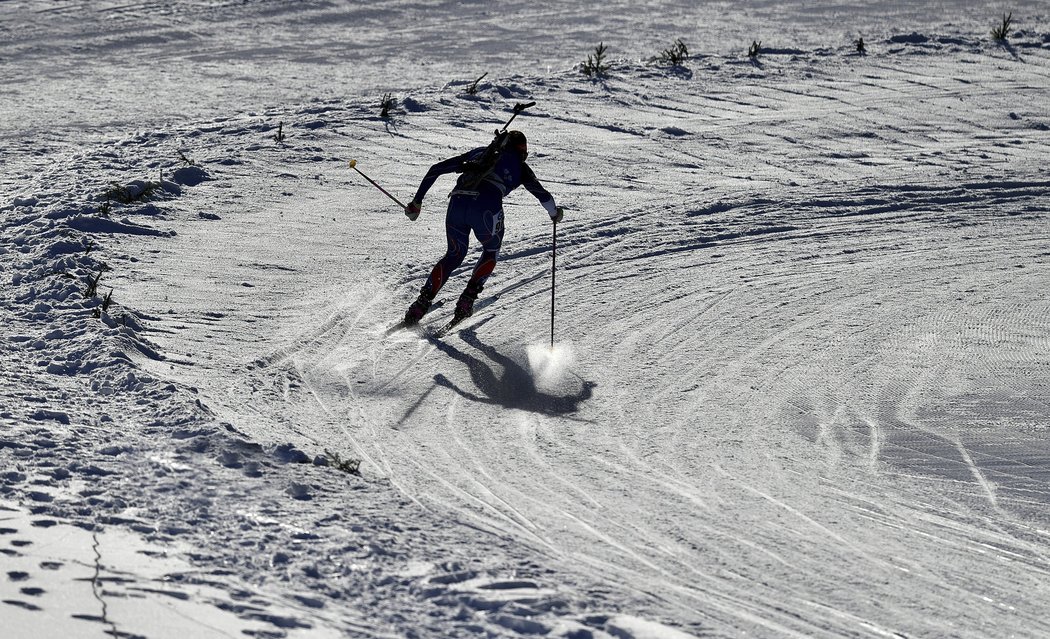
428;320;596;421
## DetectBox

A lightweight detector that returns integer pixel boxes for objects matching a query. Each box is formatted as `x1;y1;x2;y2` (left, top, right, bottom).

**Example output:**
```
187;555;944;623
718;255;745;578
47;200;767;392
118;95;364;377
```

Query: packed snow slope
3;1;1050;638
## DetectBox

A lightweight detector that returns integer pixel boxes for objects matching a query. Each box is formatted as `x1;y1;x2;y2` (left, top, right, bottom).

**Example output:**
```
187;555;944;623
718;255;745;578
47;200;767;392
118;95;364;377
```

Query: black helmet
507;130;528;158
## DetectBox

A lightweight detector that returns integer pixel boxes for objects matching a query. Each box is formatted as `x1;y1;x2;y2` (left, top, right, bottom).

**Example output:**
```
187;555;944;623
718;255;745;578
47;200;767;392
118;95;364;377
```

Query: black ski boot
404;287;435;326
454;281;484;321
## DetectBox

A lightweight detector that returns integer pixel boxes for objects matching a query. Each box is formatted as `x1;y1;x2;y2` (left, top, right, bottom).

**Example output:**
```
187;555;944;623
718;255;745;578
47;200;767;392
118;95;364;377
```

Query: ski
385;319;415;336
387;300;446;335
429;314;470;339
427;295;498;338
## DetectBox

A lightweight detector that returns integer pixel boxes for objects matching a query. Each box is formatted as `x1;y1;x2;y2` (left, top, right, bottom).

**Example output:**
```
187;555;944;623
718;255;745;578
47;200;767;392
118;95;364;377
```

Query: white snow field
3;1;1050;637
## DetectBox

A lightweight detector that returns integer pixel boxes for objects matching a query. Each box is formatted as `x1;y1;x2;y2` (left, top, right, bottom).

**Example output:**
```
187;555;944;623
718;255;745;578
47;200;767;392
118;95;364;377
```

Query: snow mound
171;165;208;186
604;614;700;638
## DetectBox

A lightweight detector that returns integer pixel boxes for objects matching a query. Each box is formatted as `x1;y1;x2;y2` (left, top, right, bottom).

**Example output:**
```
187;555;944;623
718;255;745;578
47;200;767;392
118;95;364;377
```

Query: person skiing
402;130;563;325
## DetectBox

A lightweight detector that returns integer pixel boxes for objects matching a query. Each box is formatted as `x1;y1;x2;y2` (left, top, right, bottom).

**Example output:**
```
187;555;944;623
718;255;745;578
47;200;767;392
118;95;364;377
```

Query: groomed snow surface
2;1;1050;637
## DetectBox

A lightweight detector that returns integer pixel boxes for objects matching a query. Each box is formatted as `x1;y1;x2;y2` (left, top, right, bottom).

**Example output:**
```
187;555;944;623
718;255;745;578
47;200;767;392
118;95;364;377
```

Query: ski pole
348;159;407;210
550;218;557;350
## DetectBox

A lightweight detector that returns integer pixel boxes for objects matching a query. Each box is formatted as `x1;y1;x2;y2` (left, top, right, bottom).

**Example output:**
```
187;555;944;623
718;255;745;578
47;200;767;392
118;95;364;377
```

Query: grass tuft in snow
748;40;762;59
380;93;396;119
465;72;487;95
92;288;114;319
84;269;104;298
526;342;576;390
992;12;1013;41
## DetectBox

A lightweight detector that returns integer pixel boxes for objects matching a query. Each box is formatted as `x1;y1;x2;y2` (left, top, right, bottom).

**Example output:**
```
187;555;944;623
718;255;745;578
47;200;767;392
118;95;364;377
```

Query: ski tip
385;319;418;336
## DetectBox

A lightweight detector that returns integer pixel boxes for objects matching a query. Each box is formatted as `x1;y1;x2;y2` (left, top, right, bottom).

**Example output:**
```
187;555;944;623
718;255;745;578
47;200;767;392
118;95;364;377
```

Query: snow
526;342;577;391
2;1;1050;637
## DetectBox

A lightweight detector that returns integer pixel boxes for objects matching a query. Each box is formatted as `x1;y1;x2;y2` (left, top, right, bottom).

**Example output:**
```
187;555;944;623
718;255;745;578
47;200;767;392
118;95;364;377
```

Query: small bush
177;150;197;166
748;40;762;59
325;449;362;476
466;72;487;95
84;270;103;298
992;12;1013;40
660;38;689;65
380;93;396;119
273;121;285;143
581;42;610;77
103;180;157;204
93;289;114;319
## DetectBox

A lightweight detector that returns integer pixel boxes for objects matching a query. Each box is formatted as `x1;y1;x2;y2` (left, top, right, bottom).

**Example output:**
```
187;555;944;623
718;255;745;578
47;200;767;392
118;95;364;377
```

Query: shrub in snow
104;179;158;204
83;269;103;298
992;12;1013;41
324;449;362;476
379;93;396;119
581;42;610;77
748;40;762;59
659;38;689;65
466;72;487;95
92;288;113;319
177;150;197;166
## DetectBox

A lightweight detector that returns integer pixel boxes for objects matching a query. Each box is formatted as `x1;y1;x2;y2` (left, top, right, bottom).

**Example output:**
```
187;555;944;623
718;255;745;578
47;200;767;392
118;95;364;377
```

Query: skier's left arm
521;163;563;223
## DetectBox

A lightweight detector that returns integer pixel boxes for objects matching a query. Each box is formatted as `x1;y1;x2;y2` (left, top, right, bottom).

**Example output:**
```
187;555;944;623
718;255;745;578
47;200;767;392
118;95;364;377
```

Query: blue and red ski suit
412;146;558;298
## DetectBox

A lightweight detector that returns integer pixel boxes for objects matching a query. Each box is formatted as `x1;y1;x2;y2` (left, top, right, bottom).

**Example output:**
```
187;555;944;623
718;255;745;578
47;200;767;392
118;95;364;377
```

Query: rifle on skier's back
459;101;535;189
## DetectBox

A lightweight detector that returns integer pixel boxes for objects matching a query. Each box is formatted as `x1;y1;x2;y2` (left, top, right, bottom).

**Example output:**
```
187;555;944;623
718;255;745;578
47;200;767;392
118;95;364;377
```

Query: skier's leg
456;207;504;318
423;223;470;296
467;210;504;287
405;204;470;324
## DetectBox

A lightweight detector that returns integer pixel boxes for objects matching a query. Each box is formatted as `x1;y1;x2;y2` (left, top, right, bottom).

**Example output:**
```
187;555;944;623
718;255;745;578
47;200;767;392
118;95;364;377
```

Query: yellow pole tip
348;159;357;168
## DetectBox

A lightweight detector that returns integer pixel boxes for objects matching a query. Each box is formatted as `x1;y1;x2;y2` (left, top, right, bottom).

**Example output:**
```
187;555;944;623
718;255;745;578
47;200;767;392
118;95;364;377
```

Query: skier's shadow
429;319;596;420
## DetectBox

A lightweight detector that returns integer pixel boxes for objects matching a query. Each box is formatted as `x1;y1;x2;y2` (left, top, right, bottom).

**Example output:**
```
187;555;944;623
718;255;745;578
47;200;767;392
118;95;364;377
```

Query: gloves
405;200;421;221
543;199;564;223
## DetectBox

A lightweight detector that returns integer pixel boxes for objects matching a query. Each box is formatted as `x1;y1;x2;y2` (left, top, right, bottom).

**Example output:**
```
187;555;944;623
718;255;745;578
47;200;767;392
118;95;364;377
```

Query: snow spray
526;341;575;391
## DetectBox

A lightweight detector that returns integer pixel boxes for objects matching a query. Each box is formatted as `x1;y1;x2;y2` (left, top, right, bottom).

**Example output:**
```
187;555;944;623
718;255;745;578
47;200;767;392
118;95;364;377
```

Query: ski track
4;2;1050;637
192;42;1049;636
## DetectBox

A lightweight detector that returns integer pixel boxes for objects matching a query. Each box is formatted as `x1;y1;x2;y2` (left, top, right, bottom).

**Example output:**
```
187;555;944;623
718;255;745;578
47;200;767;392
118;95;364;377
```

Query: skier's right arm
409;150;475;213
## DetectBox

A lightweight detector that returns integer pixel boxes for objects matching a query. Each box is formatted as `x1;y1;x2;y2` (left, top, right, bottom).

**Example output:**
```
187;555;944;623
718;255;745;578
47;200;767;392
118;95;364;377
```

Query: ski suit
412;146;558;297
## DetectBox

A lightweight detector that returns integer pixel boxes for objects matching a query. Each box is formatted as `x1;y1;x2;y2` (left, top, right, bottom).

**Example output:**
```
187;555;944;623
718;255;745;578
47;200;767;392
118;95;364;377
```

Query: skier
402;130;563;325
